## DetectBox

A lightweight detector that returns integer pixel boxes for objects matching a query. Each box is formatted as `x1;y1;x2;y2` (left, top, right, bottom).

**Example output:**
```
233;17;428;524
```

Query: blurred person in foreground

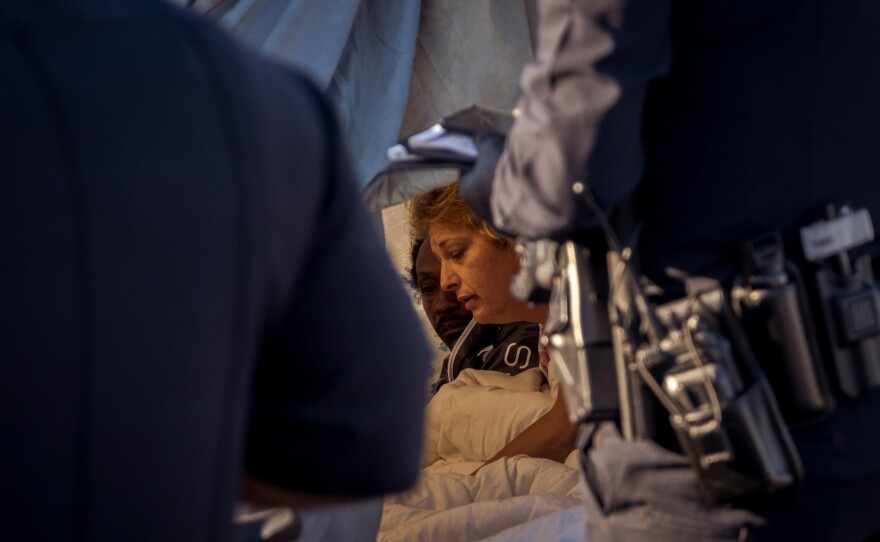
0;1;429;541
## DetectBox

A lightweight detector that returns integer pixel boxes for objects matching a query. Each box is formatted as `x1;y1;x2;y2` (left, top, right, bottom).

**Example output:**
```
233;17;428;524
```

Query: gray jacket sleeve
491;0;672;240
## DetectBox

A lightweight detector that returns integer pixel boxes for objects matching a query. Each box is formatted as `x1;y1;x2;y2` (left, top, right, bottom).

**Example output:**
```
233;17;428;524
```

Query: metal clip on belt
802;206;880;397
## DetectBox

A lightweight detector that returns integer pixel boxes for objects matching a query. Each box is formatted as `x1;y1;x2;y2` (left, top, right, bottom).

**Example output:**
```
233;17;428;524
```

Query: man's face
415;240;472;347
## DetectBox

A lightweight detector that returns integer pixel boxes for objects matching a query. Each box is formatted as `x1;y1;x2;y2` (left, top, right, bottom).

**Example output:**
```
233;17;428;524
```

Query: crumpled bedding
377;369;588;542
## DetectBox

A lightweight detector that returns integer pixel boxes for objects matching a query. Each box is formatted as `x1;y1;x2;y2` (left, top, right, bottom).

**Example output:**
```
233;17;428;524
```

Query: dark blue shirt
0;1;429;540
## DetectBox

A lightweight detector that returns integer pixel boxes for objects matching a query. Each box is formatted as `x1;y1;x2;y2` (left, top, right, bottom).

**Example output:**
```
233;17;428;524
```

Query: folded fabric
422;368;553;467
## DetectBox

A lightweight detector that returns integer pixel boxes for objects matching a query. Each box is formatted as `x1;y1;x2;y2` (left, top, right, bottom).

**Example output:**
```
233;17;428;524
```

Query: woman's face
429;222;533;324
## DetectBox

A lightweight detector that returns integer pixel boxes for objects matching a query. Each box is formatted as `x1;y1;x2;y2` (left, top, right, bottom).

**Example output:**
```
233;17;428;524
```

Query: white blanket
378;369;588;542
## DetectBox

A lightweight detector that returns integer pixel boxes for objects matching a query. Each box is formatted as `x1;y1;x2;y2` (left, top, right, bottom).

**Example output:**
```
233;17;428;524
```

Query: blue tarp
184;0;536;195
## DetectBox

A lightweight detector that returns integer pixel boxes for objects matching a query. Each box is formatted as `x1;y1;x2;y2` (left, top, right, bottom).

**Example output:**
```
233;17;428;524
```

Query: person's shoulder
160;3;327;116
167;8;338;170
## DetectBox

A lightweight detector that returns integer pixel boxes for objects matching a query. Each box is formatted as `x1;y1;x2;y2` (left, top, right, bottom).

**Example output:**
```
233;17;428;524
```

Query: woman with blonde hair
409;181;578;467
409;182;549;327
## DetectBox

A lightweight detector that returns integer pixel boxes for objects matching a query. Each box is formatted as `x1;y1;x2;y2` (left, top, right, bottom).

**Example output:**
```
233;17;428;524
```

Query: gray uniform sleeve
491;0;672;240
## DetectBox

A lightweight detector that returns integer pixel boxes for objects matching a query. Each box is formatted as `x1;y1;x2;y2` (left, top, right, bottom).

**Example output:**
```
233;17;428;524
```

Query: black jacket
0;1;429;540
432;321;541;394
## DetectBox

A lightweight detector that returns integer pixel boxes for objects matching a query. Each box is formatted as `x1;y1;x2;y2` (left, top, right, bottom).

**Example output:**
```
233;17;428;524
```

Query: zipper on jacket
447;319;477;384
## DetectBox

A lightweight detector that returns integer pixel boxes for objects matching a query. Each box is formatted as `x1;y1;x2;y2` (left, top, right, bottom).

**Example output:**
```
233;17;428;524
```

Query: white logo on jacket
504;343;533;368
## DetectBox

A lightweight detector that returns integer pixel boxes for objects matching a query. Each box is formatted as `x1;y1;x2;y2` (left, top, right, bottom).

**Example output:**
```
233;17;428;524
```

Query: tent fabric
366;0;540;212
362;162;464;214
377;0;538;208
208;0;421;189
186;0;537;191
397;0;538;139
214;0;362;87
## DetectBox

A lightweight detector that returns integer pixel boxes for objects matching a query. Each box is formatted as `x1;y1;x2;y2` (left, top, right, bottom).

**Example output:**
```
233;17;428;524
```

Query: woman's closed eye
432;234;471;265
449;250;464;262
